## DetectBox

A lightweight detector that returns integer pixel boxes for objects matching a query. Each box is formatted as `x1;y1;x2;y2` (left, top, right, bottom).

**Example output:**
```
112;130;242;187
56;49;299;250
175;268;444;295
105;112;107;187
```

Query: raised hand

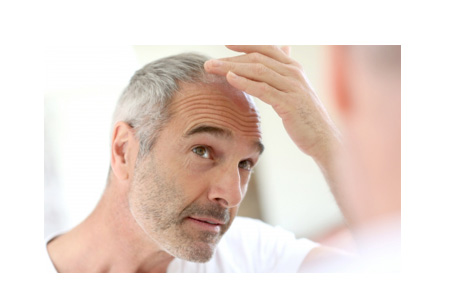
204;45;340;160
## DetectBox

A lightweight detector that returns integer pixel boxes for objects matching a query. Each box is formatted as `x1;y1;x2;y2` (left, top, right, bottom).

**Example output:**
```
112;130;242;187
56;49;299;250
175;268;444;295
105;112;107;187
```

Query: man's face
128;81;263;262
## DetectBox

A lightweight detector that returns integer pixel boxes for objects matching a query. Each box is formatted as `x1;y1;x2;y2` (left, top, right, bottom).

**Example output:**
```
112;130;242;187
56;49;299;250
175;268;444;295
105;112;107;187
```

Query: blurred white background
45;46;347;247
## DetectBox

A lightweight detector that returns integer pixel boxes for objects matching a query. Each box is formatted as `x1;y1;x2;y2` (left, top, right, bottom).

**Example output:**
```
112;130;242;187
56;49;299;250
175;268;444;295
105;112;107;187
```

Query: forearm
309;127;347;216
203;45;349;221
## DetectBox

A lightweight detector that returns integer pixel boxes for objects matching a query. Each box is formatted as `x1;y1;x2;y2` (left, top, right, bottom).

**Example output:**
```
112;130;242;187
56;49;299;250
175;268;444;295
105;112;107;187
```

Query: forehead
168;81;262;139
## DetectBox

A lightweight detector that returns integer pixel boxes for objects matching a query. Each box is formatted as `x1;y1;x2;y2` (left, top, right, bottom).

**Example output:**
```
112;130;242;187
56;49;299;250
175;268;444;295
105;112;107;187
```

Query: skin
204;45;343;205
47;78;263;272
128;80;263;263
204;46;351;271
328;45;401;232
205;45;400;271
48;45;383;273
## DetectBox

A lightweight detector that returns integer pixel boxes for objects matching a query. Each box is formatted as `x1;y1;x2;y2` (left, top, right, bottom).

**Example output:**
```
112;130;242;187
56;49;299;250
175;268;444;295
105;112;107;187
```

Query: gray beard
128;153;233;262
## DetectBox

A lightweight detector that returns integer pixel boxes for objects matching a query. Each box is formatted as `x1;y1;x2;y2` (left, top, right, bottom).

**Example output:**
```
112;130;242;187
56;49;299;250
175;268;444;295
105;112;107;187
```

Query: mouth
186;216;225;232
188;216;225;225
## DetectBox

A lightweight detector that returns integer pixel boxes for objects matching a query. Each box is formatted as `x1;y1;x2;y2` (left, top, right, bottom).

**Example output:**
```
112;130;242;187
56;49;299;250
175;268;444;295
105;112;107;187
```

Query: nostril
214;197;229;208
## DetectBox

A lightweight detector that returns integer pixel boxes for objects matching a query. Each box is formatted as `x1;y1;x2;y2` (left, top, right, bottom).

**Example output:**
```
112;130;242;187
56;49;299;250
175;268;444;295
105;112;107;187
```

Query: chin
185;252;214;263
168;240;218;263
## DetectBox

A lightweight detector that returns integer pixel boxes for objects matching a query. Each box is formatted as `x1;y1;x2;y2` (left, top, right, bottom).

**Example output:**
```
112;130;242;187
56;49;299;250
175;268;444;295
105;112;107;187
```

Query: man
206;45;401;272
45;47;349;273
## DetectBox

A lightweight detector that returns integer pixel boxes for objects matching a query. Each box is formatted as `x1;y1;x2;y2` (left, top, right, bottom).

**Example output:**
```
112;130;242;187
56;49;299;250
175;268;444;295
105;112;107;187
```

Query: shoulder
217;217;320;272
168;217;320;273
225;216;293;238
224;216;317;249
220;216;285;251
44;234;60;273
225;216;271;236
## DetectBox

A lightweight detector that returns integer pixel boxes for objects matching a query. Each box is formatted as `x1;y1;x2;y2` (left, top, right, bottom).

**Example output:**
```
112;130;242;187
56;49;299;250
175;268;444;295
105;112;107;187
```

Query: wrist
310;129;342;172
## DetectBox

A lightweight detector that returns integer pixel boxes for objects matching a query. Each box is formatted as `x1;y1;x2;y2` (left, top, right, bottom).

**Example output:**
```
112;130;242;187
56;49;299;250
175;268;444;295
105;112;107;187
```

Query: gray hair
111;52;222;162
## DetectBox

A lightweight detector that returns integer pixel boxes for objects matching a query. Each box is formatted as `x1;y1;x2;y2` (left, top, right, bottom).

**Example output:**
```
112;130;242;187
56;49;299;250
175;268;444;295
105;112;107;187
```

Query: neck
47;182;175;272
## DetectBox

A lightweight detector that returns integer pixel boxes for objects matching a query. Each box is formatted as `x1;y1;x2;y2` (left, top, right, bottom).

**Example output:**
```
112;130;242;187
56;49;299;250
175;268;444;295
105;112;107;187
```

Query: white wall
250;46;344;238
45;46;139;237
44;45;344;240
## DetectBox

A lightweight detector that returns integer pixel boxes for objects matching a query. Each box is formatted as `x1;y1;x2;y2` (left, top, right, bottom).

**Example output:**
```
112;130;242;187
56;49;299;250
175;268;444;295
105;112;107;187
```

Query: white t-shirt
45;217;319;273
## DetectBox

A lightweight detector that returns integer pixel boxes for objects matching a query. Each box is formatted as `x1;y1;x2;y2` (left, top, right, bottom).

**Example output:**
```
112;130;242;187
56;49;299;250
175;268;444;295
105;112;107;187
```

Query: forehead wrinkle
184;125;232;138
170;94;259;118
185;116;261;136
174;102;260;124
174;100;261;130
182;109;260;129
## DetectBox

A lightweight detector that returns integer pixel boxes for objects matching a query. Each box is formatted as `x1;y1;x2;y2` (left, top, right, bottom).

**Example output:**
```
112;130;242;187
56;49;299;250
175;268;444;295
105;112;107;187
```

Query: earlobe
110;122;136;181
329;46;352;116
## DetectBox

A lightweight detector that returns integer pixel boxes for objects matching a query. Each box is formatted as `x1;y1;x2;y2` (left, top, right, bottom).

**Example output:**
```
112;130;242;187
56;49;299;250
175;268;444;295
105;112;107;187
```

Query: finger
226;71;287;112
212;53;301;78
204;60;293;92
280;45;291;57
226;45;292;64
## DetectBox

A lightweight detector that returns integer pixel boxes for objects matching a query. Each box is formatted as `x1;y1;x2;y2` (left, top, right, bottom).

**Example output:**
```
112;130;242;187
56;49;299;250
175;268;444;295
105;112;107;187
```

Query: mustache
180;202;231;224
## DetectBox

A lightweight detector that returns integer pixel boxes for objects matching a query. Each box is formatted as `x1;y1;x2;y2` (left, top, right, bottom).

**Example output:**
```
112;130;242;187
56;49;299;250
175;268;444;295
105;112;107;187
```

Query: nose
207;165;244;208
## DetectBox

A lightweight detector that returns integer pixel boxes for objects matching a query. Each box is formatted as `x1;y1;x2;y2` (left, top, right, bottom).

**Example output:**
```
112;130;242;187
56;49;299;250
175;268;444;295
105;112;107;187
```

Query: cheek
179;148;218;179
131;158;182;207
181;153;211;174
175;161;211;200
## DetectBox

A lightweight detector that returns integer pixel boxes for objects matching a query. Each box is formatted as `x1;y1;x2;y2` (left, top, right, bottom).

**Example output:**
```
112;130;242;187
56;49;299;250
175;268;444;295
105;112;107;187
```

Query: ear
110;121;139;181
328;46;353;117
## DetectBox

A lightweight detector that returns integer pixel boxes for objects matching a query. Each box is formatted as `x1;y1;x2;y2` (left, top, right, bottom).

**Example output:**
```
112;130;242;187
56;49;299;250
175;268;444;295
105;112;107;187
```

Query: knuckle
292;60;303;70
249;52;262;63
287;65;303;79
252;82;268;98
260;82;270;95
254;63;267;76
290;80;306;94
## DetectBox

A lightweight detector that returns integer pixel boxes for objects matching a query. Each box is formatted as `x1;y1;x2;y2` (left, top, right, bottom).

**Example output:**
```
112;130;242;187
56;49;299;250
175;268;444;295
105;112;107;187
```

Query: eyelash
192;145;211;159
191;145;254;171
238;160;253;171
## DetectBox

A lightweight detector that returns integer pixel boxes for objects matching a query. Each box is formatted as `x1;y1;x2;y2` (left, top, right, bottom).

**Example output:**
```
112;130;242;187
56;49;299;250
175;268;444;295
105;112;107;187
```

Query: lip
188;216;225;225
185;217;225;233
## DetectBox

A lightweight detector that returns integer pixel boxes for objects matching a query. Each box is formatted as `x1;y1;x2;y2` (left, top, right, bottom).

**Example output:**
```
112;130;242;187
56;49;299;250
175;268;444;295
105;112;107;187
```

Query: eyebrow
184;125;264;155
185;125;232;138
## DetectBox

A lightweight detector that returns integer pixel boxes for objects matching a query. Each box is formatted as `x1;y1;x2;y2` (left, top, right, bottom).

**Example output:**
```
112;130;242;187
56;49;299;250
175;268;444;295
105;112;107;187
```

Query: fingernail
211;59;222;67
228;71;238;79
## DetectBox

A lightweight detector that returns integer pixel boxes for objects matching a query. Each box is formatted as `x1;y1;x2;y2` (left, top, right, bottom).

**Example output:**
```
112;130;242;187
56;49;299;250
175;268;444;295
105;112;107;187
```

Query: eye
238;160;253;171
192;146;211;159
